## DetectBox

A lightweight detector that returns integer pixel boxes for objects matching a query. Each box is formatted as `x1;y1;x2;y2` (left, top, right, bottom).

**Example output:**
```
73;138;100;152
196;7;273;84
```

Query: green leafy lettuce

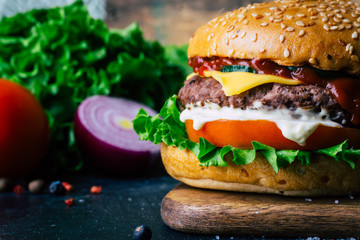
0;1;188;172
133;95;360;173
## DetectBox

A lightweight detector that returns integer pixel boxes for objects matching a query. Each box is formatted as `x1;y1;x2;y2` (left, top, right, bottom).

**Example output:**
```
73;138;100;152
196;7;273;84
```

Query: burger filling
133;58;360;172
177;75;352;146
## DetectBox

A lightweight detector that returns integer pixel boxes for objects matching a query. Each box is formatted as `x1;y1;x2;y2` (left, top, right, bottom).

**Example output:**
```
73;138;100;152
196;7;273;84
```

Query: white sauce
179;101;341;146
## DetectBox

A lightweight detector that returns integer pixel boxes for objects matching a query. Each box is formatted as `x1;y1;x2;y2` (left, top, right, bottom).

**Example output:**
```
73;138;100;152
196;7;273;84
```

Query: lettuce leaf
0;1;187;172
133;95;360;173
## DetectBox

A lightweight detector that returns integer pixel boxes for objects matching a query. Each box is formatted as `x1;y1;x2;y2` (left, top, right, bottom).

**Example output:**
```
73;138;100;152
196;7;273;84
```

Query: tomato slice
185;120;360;150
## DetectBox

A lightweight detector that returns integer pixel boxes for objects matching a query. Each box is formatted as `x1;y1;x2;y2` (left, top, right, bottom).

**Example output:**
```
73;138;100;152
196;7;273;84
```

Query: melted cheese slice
189;71;303;96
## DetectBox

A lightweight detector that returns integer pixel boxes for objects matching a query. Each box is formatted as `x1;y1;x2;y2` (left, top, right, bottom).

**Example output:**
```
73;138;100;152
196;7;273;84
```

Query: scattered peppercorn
65;197;75;206
28;179;46;194
90;186;102;194
13;185;24;195
133;225;152;240
62;182;73;192
49;181;66;196
0;178;12;192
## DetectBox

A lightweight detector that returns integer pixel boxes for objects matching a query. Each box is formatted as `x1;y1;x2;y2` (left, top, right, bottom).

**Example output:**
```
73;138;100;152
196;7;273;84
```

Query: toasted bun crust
161;143;360;196
188;0;360;75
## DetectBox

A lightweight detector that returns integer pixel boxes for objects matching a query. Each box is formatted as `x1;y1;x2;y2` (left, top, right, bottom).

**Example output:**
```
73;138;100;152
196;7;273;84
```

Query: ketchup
188;56;360;125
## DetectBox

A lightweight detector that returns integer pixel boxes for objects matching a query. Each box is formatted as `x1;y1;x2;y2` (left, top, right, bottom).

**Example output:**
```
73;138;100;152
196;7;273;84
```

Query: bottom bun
161;143;360;196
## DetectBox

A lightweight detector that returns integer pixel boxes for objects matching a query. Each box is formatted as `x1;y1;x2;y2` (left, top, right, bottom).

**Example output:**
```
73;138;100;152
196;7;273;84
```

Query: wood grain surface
161;183;360;238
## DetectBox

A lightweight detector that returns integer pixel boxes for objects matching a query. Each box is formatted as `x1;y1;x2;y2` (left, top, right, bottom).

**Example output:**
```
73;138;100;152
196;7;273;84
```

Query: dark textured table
0;164;353;240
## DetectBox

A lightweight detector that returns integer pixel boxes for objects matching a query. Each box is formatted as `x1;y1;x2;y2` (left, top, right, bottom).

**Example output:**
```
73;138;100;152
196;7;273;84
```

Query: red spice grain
90;186;102;194
62;182;73;192
13;185;24;195
65;197;75;206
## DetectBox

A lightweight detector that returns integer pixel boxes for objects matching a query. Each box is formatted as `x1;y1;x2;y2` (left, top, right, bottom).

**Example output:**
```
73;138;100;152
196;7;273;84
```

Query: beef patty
177;75;353;128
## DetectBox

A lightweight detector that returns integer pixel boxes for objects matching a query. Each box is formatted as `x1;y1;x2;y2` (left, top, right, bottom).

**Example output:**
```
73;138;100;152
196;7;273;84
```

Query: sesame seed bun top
188;0;360;75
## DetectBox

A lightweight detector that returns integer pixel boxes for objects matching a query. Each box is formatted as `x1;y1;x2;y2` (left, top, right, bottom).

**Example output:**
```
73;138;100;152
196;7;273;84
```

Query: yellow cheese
189;71;303;96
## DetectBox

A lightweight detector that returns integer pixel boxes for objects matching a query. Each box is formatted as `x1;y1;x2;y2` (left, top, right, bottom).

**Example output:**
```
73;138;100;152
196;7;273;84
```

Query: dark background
106;0;272;45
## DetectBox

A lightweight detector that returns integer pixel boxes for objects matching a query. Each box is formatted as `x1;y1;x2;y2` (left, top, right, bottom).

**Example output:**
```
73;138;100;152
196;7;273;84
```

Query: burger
134;0;360;196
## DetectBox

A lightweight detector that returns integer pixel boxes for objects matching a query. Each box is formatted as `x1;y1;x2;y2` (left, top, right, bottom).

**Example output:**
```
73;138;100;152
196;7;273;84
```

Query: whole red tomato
0;79;49;178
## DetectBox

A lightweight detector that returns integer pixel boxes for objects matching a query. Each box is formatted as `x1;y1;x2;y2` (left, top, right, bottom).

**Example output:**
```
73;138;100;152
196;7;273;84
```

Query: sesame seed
225;38;229;45
284;48;290;58
285;14;294;19
330;25;338;30
349;45;354;54
228;49;235;56
354;22;360;27
322;16;329;22
323;24;330;31
336;13;343;19
207;35;212;42
308;21;316;26
352;31;359;39
260;22;269;27
351;55;360;62
281;23;287;29
346;24;353;29
333;17;342;23
338;24;345;30
259;48;266;53
252;13;263;19
342;19;351;23
310;16;319;20
252;13;258;18
297;13;306;18
270;7;278;11
298;29;306;37
251;33;258;42
214;22;219;28
358;17;360;22
264;12;271;16
334;9;340;13
346;43;352;51
296;21;305;27
226;25;235;32
273;19;283;23
320;12;327;17
310;10;318;16
238;14;246;21
285;27;295;32
269;16;275;22
212;43;217;51
240;31;246;38
279;34;285;43
309;58;317;64
230;33;238;39
243;19;249;25
338;39;346;46
222;21;227;26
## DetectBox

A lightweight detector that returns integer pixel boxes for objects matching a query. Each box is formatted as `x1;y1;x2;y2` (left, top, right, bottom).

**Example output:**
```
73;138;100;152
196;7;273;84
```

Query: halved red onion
74;95;160;174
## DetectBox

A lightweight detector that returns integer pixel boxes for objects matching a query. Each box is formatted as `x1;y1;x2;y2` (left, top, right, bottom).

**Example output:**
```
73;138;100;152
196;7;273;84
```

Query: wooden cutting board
161;183;360;238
